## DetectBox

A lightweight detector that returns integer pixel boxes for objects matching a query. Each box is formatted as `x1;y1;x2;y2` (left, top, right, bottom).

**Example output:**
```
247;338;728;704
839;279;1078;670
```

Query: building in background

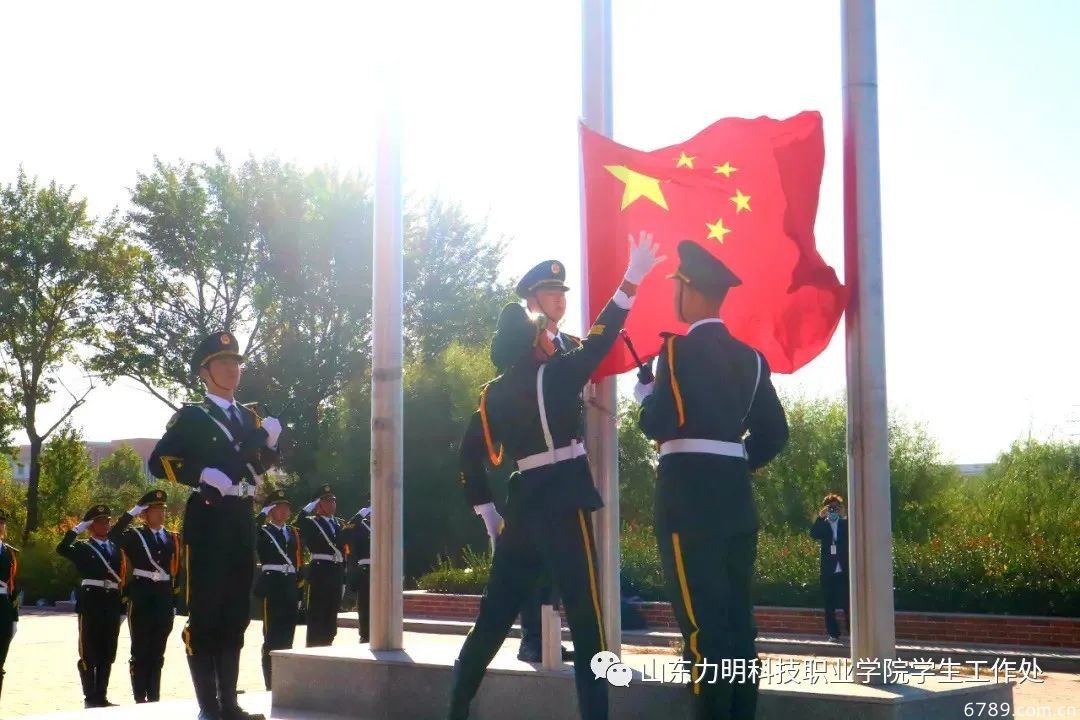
9;438;159;484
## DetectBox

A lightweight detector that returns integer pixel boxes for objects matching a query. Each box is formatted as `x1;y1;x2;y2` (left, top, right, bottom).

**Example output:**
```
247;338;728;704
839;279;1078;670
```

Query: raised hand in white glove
128;504;148;517
260;505;276;517
473;502;504;540
623;230;666;285
302;500;319;514
261;417;282;449
74;520;93;534
199;467;233;494
633;381;655;403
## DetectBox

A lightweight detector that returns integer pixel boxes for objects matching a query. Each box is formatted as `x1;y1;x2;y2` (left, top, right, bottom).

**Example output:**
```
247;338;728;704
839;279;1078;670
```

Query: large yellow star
730;189;751;213
676;152;696;169
604;165;669;211
706;217;732;243
713;162;737;177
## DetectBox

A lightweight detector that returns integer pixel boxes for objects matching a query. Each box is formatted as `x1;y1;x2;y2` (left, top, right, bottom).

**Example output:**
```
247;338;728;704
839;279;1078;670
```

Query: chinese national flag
581;111;847;378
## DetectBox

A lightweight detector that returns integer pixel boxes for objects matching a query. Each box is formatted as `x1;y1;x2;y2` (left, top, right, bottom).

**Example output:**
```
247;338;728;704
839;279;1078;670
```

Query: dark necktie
554;335;565;354
228;405;243;433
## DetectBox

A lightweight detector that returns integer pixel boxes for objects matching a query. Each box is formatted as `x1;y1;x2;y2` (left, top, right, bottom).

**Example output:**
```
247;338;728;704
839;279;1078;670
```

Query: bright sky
1;0;1078;463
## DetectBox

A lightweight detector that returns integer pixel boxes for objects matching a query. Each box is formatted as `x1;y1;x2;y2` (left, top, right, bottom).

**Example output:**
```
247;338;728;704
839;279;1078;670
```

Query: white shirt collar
688;318;724;334
206;392;238;412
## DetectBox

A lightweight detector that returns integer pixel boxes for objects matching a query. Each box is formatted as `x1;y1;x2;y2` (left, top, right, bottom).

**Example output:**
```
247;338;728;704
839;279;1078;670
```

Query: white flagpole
370;62;405;651
580;0;621;657
841;0;896;683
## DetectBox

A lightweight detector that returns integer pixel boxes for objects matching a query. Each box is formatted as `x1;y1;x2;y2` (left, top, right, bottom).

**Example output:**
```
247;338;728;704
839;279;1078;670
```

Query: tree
0;169;142;540
37;424;95;529
97;443;149;488
618;399;657;527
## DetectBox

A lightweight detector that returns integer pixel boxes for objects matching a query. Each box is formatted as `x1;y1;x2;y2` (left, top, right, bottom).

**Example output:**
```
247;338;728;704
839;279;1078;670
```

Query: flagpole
841;0;895;683
581;0;621;657
370;64;404;651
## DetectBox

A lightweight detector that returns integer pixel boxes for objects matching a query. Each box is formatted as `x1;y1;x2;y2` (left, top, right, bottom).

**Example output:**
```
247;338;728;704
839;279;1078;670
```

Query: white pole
841;0;896;683
370;71;404;651
580;0;621;657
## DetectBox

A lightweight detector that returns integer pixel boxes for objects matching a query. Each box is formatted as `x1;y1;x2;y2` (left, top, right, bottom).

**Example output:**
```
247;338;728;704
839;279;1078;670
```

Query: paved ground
4;613;1078;718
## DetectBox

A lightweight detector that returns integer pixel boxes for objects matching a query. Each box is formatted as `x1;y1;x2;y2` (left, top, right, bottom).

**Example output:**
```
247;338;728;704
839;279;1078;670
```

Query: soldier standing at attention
57;504;125;708
0;509;18;701
297;485;346;648
254;489;303;690
149;331;282;720
447;231;663;720
636;240;789;720
341;505;372;643
109;489;180;703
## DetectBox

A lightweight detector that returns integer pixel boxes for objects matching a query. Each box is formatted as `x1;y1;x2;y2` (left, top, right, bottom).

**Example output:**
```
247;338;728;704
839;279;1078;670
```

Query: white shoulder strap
85;542;123;584
262;526;295;570
198;405;237;445
536;365;555;461
308;515;343;561
742;351;762;423
133;529;169;577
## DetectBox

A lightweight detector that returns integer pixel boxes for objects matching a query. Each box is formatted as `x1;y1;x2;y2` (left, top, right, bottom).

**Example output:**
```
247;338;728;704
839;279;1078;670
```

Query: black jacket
810;516;849;575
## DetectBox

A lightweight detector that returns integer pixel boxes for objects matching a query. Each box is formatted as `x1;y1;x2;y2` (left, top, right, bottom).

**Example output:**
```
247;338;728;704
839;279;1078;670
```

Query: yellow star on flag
604;165;669;211
676;152;696;169
706;217;732;243
713;162;737;177
730;189;751;213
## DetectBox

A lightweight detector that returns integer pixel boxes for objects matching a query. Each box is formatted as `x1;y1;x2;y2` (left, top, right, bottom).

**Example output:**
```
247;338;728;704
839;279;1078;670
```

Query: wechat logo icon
591;651;632;687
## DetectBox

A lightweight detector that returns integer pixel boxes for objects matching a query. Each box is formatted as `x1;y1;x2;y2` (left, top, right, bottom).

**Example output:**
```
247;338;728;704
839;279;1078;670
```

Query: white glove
359;507;371;519
199;467;233;494
633;381;655;403
261;505;276;516
623;230;665;285
128;504;148;517
261;417;282;449
473;502;504;540
303;500;319;514
74;520;92;534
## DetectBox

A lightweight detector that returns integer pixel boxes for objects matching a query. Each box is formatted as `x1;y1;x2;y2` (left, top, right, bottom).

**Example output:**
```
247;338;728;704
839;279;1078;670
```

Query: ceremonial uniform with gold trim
449;291;634;720
57;504;126;709
340;507;371;643
297;485;346;648
148;331;279;720
109;489;179;703
254;490;303;690
638;241;788;720
0;508;19;701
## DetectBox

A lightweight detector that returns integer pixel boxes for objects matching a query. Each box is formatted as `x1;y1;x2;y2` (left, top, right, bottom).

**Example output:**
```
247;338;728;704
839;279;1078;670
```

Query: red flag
581;111;847;377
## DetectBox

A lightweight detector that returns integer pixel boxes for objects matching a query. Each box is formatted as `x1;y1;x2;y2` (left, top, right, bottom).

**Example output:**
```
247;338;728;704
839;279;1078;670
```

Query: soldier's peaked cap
312;484;336;501
668;240;742;299
83;504;112;522
138;489;168;507
263;489;291;507
515;260;569;298
190;331;244;374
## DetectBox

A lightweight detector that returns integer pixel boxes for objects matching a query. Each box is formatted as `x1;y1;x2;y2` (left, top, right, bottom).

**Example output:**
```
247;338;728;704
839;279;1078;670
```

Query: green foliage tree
618;399;657;527
0;169;143;539
96;443;148;488
37;424;95;529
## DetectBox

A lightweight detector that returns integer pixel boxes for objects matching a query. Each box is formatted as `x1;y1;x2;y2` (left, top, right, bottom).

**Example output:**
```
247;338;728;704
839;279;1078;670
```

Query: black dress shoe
516;646;542;663
220;706;265;720
561;647;575;662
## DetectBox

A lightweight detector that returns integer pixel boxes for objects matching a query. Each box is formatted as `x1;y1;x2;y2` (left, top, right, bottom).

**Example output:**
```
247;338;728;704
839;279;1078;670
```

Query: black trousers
518;580;560;653
126;582;174;702
259;574;300;689
305;561;344;647
657;530;759;720
450;507;608;720
350;566;370;642
77;587;123;705
822;570;849;637
0;599;15;691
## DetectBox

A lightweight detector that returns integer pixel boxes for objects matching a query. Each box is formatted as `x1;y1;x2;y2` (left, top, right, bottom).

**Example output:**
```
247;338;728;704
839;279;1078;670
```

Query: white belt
262;564;296;574
133;569;171;582
659;439;747;459
355;559;371;567
517;441;587;472
0;581;7;595
222;481;257;498
82;579;120;590
310;553;343;564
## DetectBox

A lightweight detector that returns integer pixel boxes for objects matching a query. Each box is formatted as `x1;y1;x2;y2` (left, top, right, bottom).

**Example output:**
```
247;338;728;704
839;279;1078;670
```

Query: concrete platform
272;633;1014;720
16;692;346;720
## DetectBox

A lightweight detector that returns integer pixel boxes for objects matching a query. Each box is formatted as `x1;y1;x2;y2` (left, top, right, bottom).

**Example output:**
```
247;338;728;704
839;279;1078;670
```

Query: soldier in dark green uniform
57;504;125;708
0;508;19;701
461;258;581;662
109;489;180;703
297;484;346;648
340;504;371;643
149;331;282;720
636;240;789;720
448;232;663;720
254;489;303;690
